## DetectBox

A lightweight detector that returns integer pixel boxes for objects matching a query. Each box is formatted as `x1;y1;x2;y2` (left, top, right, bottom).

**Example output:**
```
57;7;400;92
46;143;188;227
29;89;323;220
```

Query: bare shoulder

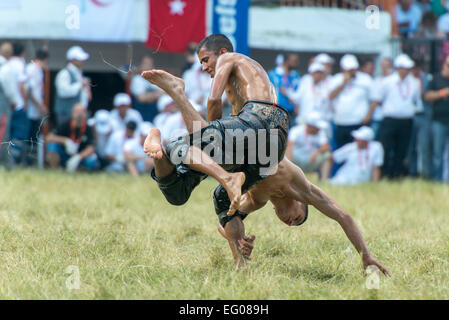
217;52;255;66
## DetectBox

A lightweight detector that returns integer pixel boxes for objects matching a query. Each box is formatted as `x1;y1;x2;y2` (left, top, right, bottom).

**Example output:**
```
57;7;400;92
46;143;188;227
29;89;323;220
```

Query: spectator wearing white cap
130;56;164;122
329;54;374;149
110;93;143;133
104;120;139;173
314;53;334;82
124;121;154;177
88;109;114;169
54;46;91;126
286;112;332;180
290;62;332;125
368;54;421;179
330;126;384;185
153;95;178;140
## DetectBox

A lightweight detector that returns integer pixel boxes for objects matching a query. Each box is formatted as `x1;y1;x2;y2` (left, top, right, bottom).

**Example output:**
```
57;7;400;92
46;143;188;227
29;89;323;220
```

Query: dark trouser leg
335;124;362;149
378;118;395;179
392;118;413;178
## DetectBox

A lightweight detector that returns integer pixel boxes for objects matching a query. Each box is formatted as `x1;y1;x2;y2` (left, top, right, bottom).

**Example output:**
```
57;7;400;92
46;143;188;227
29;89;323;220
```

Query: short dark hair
12;42;25;56
126;120;137;131
35;48;49;61
196;34;234;55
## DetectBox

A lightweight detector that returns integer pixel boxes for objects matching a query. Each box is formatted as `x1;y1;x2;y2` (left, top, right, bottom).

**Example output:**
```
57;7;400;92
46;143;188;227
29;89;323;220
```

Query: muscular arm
424;88;449;103
207;55;235;121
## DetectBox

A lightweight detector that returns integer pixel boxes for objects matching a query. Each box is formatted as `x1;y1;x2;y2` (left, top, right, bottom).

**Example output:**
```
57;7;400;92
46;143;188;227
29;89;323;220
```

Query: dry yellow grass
0;168;448;299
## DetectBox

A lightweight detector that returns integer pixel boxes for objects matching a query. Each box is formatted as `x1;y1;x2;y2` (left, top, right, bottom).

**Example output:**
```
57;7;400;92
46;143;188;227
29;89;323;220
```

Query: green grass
0;168;449;299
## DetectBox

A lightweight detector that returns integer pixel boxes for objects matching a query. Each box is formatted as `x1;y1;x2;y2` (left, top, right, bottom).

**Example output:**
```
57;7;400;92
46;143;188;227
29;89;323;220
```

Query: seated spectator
88;109;113;169
436;7;449;36
45;103;99;172
124;122;154;177
153;95;178;141
286;112;332;180
161;100;203;145
110;93;143;132
104;120;138;173
130;56;164;122
330;126;384;185
416;10;442;38
396;0;423;38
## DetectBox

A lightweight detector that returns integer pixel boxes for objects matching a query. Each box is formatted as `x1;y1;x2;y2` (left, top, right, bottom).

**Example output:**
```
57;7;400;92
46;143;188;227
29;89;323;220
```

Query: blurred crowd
0;41;209;177
396;0;449;39
1;37;449;185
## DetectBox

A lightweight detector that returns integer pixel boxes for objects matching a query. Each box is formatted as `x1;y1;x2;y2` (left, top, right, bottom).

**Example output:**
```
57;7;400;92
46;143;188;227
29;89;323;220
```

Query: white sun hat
66;46;89;61
315;53;334;65
394;54;415;69
308;62;325;74
93;109;111;135
340;54;359;70
157;94;175;112
351;126;375;141
113;93;132;107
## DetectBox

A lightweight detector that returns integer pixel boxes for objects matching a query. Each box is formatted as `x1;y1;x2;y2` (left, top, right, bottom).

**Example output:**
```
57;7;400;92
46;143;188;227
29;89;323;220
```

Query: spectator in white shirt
54;46;91;126
331;126;384;185
366;57;394;137
369;54;422;179
104;120;139;173
0;42;28;166
286;112;332;180
25;48;49;164
0;42;12;67
110;93;143;133
183;59;211;112
291;62;332;124
329;54;374;149
124;121;154;177
0;41;13;166
396;0;423;38
88;109;114;169
130;56;164;122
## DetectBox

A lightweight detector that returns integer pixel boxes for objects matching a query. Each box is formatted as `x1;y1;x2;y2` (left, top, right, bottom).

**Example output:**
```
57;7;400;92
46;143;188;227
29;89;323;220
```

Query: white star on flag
169;0;186;15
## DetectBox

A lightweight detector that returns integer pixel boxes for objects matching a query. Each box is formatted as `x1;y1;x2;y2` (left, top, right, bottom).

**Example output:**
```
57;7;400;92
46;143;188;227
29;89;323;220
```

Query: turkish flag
145;0;207;53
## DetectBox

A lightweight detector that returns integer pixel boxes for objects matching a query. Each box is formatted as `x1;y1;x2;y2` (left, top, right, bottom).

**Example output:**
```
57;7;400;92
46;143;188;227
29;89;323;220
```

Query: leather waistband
243;100;290;118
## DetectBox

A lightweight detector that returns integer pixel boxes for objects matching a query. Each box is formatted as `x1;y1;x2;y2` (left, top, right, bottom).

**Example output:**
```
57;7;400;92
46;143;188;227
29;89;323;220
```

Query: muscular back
217;53;278;115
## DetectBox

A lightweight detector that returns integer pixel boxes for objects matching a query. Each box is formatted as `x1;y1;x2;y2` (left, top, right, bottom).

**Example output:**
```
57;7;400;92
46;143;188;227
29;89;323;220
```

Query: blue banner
212;0;249;55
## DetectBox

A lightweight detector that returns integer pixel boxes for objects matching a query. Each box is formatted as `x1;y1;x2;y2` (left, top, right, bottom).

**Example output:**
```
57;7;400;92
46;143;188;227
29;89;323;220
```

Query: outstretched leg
141;69;208;132
144;128;175;178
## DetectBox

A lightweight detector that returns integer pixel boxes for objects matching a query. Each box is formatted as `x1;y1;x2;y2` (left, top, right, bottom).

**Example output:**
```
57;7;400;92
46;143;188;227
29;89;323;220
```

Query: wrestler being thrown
142;34;388;275
143;34;289;229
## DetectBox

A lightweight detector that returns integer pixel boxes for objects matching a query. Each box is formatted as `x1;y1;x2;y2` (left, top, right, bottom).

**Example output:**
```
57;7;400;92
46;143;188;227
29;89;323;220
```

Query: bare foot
144;128;163;160
141;69;185;96
223;172;246;216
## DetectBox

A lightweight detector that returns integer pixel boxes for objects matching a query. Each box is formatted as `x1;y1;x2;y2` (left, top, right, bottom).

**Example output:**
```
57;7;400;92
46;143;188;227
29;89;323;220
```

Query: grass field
0;168;449;299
